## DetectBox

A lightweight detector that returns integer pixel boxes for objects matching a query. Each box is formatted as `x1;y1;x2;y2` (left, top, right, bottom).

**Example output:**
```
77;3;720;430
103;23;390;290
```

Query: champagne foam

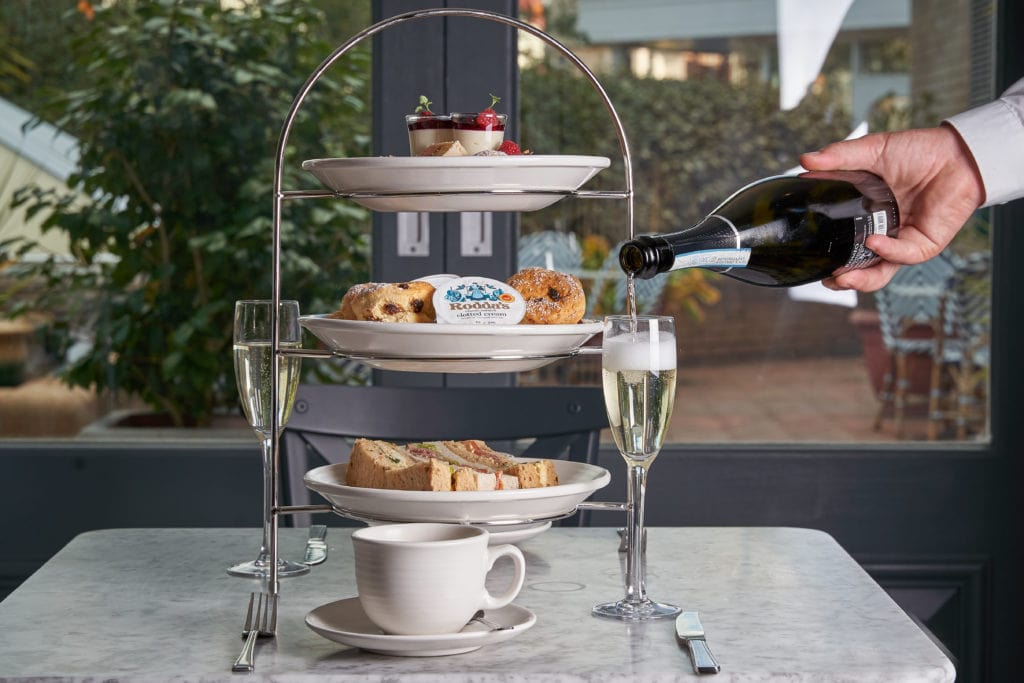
603;333;676;371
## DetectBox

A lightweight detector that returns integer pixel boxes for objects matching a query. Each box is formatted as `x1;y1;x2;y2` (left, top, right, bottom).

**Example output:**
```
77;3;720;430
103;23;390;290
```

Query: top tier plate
301;155;611;212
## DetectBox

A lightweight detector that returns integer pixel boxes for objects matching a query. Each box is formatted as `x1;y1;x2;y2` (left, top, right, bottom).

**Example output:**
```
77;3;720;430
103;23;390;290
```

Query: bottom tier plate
304;460;611;524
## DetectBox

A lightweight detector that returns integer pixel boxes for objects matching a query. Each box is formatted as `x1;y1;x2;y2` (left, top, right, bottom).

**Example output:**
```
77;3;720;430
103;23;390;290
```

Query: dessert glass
406;114;454;155
450;113;506;155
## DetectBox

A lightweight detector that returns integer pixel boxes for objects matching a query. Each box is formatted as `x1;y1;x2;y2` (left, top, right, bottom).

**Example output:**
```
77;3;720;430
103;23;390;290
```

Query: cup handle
479;543;526;611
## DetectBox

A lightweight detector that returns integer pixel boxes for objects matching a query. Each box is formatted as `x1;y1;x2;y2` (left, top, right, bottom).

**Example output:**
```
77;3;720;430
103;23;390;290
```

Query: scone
331;281;437;323
330;283;372;320
506;267;586;324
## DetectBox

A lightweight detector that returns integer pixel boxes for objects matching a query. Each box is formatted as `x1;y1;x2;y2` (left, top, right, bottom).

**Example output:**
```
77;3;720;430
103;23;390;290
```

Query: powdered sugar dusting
507;267;585;324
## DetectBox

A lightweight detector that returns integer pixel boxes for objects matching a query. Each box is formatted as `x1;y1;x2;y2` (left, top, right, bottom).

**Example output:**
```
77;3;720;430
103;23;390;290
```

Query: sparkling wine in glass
593;314;681;620
227;299;308;578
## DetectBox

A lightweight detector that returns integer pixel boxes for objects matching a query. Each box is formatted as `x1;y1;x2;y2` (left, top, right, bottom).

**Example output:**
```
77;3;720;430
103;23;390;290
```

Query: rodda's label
433;276;526;325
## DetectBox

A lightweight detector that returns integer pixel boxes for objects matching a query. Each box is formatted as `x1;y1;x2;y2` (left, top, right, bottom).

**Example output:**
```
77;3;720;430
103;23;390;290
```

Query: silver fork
232;592;277;672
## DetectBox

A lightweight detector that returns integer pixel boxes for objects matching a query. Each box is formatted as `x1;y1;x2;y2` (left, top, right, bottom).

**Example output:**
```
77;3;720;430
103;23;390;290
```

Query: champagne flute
227;299;309;578
593;314;680;620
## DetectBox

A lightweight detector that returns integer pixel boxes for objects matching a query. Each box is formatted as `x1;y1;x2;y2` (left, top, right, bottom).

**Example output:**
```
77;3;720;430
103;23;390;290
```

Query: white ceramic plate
299;315;602;373
486;521;552;545
301;155;611;212
306;598;535;656
304;460;611;524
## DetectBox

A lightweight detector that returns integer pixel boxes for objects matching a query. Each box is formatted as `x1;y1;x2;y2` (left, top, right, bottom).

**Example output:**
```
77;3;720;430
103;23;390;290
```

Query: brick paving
543;354;956;443
670;355;917;443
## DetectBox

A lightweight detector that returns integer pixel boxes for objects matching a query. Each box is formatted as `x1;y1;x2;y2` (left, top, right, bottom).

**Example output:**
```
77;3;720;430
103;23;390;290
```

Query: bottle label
844;212;887;270
870;210;888;235
672;248;752;270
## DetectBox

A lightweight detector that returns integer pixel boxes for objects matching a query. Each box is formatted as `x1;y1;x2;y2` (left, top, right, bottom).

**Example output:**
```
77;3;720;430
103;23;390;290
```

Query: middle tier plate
299;315;602;373
301;155;611;212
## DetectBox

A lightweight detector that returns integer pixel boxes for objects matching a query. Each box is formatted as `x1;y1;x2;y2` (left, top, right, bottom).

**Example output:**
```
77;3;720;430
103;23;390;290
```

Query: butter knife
303;525;328;566
676;611;720;674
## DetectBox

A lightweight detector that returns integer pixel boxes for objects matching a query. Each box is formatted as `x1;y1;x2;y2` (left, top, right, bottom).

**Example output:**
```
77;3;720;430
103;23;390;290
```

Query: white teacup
351;523;526;635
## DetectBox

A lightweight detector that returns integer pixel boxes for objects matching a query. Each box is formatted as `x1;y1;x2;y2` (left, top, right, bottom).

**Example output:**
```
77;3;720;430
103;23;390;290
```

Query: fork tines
242;592;258;634
262;592;278;636
243;592;277;637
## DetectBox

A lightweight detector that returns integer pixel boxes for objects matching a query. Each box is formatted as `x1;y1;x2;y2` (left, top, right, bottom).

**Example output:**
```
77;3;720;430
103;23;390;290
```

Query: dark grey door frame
371;0;519;387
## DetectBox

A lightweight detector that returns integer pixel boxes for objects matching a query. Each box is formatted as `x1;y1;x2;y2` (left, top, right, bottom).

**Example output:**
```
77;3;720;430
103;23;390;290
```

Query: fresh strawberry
414;94;434;115
476;93;502;128
499;140;521;155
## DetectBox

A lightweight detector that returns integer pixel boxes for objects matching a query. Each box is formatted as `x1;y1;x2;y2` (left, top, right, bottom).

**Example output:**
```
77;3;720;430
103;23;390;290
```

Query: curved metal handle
272;8;633;215
687;638;721;674
270;7;636;320
266;8;637;587
232;630;258;673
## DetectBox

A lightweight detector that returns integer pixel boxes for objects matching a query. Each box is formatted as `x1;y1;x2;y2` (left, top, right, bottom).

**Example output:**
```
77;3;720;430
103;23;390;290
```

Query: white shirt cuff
945;82;1024;206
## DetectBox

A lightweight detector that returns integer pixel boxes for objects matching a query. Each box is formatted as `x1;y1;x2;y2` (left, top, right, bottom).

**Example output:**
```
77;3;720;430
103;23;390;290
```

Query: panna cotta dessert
406;95;453;155
406;114;453;155
451;113;506;155
450;94;506;155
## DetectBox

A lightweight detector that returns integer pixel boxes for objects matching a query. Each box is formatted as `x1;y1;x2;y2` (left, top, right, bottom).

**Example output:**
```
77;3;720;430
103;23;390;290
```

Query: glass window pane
517;0;993;444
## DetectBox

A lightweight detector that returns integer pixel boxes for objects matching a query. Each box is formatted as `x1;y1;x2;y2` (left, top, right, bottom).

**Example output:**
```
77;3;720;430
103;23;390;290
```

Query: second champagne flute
593;314;680;620
227;299;308;578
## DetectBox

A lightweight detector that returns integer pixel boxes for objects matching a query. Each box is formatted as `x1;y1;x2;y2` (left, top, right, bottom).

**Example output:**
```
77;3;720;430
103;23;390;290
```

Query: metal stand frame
265;7;635;593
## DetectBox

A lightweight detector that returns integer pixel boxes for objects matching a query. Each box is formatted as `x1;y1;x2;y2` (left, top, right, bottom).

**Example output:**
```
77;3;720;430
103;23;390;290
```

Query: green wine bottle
619;171;899;287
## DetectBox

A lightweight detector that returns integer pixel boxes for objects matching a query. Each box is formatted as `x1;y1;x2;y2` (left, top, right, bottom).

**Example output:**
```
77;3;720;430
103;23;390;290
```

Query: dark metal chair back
282;384;608;526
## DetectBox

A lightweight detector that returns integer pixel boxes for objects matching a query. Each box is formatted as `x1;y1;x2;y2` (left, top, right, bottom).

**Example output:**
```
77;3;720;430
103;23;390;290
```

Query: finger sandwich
345;438;559;492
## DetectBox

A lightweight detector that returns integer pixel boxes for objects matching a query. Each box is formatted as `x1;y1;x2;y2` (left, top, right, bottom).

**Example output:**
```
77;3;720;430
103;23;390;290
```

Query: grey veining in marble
0;527;954;682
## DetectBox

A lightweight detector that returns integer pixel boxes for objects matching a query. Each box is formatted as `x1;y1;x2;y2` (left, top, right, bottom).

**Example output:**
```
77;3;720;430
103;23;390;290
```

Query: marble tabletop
0;526;954;682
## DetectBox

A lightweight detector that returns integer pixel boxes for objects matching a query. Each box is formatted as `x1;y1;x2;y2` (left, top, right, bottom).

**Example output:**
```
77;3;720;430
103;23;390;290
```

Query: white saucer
306;598;536;656
365;520;551;546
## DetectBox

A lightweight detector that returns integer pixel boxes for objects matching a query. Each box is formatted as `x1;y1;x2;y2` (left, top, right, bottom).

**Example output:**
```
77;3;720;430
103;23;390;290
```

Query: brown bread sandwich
345;438;559;492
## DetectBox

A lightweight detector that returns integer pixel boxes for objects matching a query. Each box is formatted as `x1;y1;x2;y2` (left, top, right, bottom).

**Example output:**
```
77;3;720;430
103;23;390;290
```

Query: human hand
799;125;985;292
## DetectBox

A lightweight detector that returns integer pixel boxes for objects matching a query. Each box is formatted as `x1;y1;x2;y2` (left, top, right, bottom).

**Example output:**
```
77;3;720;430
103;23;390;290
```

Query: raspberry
475;93;502;128
476;109;499;128
499;140;521;155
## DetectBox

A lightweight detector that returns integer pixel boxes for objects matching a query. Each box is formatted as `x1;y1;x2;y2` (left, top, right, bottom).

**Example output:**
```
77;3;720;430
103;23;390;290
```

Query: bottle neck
619;235;675;279
620;216;747;279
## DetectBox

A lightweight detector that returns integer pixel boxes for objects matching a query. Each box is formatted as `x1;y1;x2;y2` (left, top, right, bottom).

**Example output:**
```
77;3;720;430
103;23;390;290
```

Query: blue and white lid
432;276;526;325
413;273;460;288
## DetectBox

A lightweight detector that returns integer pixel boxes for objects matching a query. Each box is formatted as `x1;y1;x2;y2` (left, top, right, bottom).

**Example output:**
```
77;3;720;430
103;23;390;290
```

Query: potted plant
1;0;371;427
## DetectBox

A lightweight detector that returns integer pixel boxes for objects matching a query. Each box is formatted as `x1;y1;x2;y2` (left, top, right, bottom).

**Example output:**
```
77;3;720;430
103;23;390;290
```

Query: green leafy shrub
3;0;371;426
522;67;852;238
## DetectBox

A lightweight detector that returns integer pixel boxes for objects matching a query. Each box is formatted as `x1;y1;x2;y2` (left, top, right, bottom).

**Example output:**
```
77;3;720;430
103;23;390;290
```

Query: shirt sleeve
945;77;1024;207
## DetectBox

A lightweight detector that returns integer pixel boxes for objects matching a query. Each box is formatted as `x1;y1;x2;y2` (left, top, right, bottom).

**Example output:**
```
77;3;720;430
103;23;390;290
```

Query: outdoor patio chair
935;251;991;439
873;251;958;439
517;230;583;273
281;383;608;527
